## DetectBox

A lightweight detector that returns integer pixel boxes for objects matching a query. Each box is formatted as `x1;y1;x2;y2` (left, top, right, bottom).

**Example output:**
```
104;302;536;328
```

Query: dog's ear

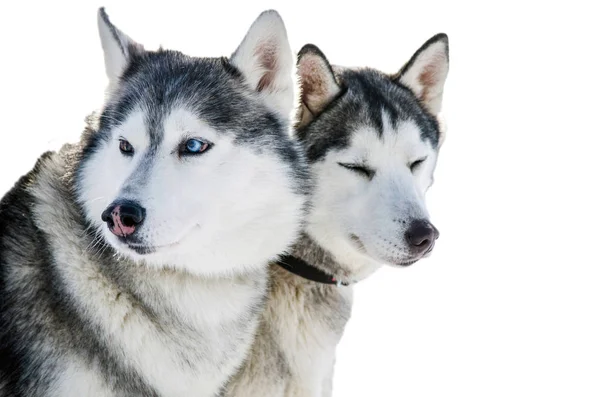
97;8;143;91
231;10;294;119
394;34;449;115
296;44;341;128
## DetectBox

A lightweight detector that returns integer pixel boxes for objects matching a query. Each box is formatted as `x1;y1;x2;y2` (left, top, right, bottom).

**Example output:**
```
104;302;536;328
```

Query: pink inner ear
411;47;449;113
255;41;278;92
299;56;337;113
419;62;441;102
301;59;327;98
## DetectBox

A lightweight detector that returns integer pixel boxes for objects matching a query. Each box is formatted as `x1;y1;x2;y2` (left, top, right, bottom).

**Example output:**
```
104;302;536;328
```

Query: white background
1;1;599;396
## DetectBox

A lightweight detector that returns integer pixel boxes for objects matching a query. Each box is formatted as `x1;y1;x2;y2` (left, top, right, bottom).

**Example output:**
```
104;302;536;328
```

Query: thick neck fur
290;233;379;285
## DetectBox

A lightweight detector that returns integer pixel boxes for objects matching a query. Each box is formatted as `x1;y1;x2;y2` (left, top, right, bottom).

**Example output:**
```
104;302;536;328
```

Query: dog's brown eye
410;158;426;173
338;163;375;180
119;139;134;156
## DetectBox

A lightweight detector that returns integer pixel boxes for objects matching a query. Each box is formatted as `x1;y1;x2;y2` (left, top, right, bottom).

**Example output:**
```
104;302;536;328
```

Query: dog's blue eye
119;139;134;155
182;138;211;155
186;139;202;152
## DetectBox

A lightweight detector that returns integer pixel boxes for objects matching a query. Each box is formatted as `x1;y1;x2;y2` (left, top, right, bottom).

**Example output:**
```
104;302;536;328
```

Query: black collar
275;255;350;286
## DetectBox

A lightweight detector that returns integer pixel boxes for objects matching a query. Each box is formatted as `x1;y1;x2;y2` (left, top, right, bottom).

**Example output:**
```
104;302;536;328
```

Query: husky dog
0;8;308;397
226;34;449;396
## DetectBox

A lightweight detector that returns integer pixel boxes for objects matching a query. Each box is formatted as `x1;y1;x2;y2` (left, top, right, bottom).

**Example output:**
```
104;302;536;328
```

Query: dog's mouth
126;244;157;255
395;259;419;267
107;223;199;257
128;240;182;255
393;243;436;267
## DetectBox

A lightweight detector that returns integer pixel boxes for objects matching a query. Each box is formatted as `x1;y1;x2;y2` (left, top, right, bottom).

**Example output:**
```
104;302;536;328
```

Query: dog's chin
370;248;432;268
365;237;436;268
349;235;418;268
391;258;420;267
386;249;434;268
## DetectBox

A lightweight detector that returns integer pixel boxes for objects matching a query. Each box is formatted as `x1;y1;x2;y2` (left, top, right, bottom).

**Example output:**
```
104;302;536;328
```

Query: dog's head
76;9;308;276
295;35;449;273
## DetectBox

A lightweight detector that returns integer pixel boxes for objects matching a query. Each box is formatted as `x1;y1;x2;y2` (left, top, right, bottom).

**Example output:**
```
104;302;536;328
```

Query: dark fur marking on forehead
297;68;440;163
80;49;310;195
94;50;269;142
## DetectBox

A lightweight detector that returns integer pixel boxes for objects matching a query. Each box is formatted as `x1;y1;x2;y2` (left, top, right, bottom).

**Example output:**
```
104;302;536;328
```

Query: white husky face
306;117;439;271
80;108;306;276
77;10;308;276
295;36;449;274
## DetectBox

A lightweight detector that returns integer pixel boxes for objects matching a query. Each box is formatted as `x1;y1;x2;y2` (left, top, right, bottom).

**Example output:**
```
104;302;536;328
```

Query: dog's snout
405;219;439;254
101;200;146;238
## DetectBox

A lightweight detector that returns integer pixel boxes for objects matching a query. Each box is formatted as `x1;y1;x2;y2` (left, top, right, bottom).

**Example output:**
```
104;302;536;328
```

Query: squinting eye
338;162;375;180
119;139;134;155
410;158;426;173
181;138;211;156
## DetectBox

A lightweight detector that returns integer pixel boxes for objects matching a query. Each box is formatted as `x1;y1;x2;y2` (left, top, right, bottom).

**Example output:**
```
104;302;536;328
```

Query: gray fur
225;244;352;397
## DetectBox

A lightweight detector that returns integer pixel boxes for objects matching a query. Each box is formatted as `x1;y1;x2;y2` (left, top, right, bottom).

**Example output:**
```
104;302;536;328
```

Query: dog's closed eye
409;157;427;173
338;162;375;180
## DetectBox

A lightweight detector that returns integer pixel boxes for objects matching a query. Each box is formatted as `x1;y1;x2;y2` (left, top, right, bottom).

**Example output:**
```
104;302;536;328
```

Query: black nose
101;200;146;237
405;219;439;254
118;202;145;227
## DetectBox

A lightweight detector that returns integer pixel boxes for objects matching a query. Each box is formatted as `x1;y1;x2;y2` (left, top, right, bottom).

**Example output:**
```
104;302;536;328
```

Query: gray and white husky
226;34;449;396
0;8;308;397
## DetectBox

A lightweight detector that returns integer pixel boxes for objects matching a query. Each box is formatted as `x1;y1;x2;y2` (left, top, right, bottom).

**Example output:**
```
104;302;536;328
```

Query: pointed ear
97;8;143;90
395;33;449;115
296;44;341;127
230;11;294;119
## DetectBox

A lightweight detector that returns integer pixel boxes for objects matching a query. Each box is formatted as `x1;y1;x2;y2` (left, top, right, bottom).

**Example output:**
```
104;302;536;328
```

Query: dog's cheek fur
137;145;309;277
